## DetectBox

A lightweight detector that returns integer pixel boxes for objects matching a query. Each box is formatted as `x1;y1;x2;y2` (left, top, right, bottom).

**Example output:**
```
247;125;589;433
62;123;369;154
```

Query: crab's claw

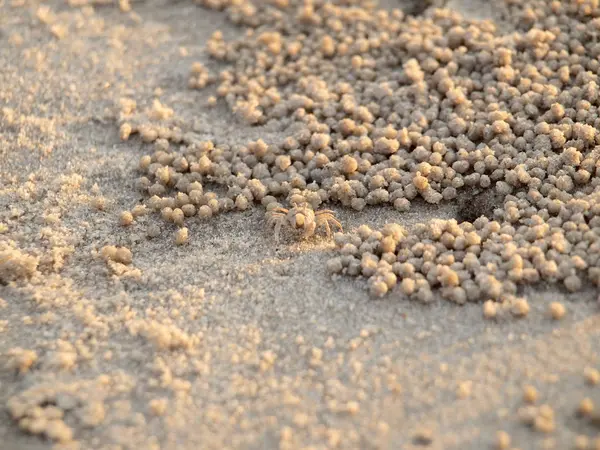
294;213;305;228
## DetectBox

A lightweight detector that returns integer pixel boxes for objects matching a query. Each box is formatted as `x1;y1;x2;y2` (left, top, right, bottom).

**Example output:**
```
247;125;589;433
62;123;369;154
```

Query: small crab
266;203;342;242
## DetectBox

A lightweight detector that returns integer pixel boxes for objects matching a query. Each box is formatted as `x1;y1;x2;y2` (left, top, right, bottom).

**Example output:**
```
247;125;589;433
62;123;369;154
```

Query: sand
2;1;600;449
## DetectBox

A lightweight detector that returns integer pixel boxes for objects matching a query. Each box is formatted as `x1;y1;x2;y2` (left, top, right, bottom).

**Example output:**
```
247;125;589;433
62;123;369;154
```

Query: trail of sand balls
118;0;600;311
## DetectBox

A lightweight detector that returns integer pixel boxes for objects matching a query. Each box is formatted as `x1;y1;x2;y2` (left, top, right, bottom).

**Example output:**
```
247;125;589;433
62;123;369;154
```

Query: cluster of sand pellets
7;379;110;444
117;0;600;308
492;374;600;449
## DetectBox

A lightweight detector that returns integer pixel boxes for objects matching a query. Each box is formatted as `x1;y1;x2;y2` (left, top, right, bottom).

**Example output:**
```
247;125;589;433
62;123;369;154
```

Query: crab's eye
294;213;305;228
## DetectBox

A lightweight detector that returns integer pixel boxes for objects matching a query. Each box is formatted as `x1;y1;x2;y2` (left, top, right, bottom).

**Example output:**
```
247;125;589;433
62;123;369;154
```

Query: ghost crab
266;202;342;242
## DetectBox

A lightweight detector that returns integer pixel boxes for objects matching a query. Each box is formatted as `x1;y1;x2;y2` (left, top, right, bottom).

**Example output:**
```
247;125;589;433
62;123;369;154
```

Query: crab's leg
266;212;283;227
327;217;344;233
329;217;343;232
316;209;335;216
321;218;332;237
274;220;283;243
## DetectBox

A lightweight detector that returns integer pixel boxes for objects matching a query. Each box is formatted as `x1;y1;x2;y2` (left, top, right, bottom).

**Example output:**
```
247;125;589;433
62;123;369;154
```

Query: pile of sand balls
327;193;599;305
117;0;600;302
7;380;108;444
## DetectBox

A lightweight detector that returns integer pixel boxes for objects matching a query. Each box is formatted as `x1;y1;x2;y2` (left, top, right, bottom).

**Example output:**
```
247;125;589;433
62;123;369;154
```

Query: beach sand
2;1;600;449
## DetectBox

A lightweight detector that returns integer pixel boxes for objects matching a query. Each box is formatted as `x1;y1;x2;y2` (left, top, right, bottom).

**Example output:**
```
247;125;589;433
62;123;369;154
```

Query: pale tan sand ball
119;211;134;226
578;398;594;417
548;302;566;320
584;368;600;386
147;224;161;238
92;196;106;211
369;280;388;298
119;123;132;141
511;298;530;318
482;301;498;320
175;227;188;245
171;208;185;226
131;204;147;217
574;435;589;450
198;205;213;219
100;245;117;261
235;195;249;211
495;430;511;450
522;385;538;404
114;247;132;265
